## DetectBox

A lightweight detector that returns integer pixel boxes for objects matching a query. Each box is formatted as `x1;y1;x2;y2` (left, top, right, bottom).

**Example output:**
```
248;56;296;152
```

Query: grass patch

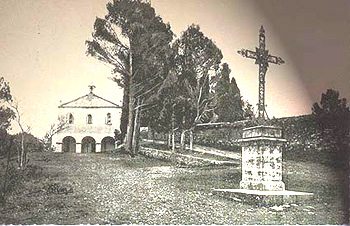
117;155;171;168
0;151;347;225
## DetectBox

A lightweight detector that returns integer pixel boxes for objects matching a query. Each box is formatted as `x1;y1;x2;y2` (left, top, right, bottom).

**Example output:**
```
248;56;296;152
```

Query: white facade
52;87;122;153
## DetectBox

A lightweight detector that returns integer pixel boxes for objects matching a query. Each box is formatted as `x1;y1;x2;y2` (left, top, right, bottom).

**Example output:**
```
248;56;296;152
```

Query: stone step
212;188;314;206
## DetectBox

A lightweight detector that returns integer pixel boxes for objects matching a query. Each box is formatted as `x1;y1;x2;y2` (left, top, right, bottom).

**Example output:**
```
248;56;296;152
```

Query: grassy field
0;151;347;224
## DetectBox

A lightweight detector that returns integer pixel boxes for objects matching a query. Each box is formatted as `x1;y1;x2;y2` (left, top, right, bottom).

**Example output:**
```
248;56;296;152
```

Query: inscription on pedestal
239;125;286;191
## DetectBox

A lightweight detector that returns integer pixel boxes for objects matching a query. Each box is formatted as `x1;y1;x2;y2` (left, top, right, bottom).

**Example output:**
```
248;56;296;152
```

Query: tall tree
312;89;350;132
9;100;31;168
86;0;173;155
312;89;350;167
214;63;243;122
312;89;350;222
0;77;15;204
143;71;180;151
1;77;31;169
172;24;223;150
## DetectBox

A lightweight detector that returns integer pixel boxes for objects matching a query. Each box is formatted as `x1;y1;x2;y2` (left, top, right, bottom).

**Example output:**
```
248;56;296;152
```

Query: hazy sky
0;0;348;137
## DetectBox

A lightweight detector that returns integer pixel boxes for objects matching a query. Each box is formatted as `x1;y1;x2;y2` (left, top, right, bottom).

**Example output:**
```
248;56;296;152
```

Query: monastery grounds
0;151;346;225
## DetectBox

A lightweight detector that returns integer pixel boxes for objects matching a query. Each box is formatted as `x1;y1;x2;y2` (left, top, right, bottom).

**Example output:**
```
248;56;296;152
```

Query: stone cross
238;25;285;119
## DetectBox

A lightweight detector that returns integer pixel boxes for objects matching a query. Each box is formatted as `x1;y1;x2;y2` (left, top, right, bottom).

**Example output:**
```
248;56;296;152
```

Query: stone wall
193;127;243;151
195;115;335;164
142;115;337;165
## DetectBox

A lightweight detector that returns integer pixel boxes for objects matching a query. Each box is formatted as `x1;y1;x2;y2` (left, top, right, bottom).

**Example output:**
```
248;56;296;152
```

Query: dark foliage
214;63;243;122
311;89;350;168
242;100;255;120
12;132;45;153
0;77;14;133
86;0;174;149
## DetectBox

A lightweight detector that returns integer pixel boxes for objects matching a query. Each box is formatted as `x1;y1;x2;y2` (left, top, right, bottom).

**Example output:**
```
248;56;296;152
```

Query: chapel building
52;85;122;153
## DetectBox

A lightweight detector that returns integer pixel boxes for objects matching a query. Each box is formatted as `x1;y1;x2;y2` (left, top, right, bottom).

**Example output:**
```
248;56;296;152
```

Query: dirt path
58;153;245;224
142;139;241;159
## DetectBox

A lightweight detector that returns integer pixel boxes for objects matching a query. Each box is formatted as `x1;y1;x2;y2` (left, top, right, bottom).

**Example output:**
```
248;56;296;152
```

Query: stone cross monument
214;26;313;204
238;26;286;191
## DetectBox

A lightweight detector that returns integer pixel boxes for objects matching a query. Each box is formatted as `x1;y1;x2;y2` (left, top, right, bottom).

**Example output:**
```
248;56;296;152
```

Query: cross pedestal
213;125;313;205
239;125;286;191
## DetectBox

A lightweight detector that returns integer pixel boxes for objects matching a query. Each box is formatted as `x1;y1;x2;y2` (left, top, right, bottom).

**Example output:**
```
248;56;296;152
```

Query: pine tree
312;89;350;168
86;0;173;155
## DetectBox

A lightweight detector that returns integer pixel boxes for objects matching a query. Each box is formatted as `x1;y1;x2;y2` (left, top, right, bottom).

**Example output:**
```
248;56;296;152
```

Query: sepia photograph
0;0;349;224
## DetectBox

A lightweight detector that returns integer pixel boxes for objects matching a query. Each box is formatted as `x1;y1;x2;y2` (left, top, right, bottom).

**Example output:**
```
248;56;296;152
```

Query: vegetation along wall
144;114;344;166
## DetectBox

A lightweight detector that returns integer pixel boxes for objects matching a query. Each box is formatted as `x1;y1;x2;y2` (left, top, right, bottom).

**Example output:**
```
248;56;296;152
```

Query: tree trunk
132;97;142;155
20;133;24;168
172;108;175;152
189;130;193;150
125;50;134;156
125;95;135;155
180;105;186;151
120;84;130;143
147;124;153;141
180;130;186;151
17;139;21;168
1;139;12;204
167;132;171;149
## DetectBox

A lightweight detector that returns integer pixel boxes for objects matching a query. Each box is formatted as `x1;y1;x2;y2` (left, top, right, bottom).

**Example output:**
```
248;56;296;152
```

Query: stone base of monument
212;188;313;206
212;125;314;206
239;181;286;191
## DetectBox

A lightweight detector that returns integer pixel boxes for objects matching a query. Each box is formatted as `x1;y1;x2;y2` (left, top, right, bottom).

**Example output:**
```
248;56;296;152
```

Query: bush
0;162;44;205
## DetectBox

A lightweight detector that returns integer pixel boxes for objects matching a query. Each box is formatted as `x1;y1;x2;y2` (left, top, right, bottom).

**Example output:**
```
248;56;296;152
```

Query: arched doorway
81;136;96;153
101;136;115;152
62;136;76;153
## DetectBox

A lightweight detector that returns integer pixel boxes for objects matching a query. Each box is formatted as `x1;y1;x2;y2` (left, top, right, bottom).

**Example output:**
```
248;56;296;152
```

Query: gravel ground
55;153;245;224
0;151;347;225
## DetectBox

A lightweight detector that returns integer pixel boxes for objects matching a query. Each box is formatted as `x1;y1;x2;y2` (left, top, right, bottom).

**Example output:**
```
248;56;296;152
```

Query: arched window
87;114;92;124
68;113;74;124
106;113;112;125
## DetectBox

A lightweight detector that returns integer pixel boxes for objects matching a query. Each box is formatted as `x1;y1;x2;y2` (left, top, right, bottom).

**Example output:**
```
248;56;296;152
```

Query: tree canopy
86;0;174;154
86;2;248;153
0;77;14;132
312;89;350;168
173;24;223;128
312;89;350;132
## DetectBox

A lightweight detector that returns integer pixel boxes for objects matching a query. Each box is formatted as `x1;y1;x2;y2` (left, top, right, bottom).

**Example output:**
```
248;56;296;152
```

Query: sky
0;0;348;137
